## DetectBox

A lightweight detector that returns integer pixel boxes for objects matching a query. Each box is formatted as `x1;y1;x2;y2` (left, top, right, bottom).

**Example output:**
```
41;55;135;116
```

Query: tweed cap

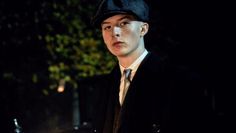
91;0;149;27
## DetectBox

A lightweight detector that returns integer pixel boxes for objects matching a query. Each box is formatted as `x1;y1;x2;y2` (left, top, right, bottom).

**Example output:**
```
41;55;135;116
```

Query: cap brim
91;10;132;27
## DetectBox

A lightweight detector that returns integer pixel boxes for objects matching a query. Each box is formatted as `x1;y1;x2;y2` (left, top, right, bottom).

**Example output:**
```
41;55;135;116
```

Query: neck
118;47;146;68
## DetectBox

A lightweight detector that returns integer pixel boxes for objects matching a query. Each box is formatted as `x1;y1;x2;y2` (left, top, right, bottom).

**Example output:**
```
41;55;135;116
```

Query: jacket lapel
102;64;121;133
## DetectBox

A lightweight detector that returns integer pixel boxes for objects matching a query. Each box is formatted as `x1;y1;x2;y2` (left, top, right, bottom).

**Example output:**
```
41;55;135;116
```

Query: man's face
101;14;148;58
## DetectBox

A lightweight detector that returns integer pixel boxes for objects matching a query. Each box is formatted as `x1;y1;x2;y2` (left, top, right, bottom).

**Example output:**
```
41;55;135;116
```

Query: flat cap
91;0;149;27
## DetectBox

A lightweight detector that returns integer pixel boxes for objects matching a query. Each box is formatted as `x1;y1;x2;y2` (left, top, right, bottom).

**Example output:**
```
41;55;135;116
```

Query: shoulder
140;52;169;71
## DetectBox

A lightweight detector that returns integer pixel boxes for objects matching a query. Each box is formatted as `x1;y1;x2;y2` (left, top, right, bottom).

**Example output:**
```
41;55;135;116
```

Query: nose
112;26;121;37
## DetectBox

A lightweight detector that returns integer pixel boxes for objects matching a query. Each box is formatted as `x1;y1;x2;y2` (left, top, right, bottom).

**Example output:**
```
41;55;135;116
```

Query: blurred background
0;0;231;133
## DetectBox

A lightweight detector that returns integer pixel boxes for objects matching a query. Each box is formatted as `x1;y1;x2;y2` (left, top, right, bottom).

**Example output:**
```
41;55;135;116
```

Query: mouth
113;41;123;46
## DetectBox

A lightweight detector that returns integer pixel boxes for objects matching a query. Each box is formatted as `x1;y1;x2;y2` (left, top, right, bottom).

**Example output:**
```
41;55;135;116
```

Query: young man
90;0;212;133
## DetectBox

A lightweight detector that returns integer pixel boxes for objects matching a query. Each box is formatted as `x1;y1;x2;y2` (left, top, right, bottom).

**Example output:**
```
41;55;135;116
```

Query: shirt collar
119;49;148;74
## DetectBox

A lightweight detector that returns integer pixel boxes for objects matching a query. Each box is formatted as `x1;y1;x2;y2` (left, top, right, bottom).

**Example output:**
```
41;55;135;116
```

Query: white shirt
119;49;148;105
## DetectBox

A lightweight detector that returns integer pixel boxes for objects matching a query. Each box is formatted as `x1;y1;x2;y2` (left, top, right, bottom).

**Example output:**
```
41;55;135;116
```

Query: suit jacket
91;52;212;133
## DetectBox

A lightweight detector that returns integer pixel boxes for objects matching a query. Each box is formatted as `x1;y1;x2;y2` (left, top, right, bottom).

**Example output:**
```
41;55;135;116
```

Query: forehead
101;14;136;25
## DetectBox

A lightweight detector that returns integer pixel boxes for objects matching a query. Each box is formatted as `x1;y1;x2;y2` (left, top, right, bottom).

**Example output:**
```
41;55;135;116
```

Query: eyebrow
101;15;134;25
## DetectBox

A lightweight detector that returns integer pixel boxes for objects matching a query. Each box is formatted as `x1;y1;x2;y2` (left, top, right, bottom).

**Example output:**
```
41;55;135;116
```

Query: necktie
120;69;132;105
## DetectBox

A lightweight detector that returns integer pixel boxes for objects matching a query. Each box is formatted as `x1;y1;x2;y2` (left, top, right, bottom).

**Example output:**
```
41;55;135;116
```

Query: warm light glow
57;79;65;93
57;85;64;93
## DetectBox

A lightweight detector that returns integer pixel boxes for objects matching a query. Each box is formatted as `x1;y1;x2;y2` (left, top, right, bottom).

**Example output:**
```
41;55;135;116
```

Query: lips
113;41;123;46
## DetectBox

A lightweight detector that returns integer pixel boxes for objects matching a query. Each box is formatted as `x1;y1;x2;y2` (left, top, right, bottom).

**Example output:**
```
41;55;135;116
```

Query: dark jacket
92;52;211;133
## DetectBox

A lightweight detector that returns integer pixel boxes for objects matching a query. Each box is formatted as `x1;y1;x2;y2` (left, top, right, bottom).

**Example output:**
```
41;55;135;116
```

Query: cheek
126;28;141;41
102;33;109;43
102;34;111;49
127;25;141;37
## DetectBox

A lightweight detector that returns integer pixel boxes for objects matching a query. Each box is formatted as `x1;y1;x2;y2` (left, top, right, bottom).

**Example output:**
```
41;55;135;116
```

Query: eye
102;25;112;31
119;21;129;27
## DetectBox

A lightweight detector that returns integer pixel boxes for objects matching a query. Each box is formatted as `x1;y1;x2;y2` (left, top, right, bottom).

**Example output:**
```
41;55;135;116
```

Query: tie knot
124;69;132;82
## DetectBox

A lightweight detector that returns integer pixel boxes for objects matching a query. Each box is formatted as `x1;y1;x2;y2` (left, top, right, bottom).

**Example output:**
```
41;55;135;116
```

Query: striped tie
120;69;132;105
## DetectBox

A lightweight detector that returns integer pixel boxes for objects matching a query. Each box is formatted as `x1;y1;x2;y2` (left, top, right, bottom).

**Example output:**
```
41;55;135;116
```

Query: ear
140;22;149;36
